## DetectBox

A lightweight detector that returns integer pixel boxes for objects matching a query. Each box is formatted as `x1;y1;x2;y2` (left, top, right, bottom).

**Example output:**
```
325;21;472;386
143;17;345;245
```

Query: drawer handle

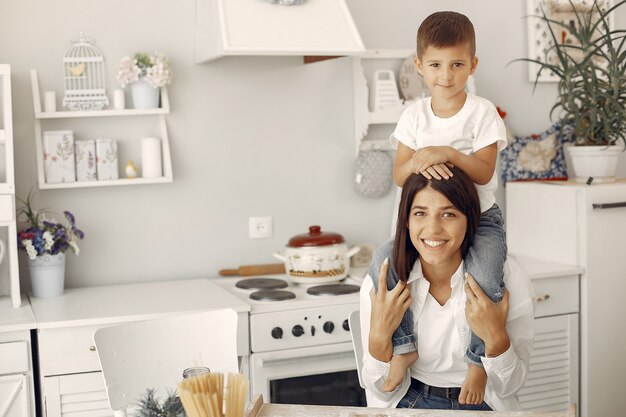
535;294;550;302
89;346;96;352
592;202;626;210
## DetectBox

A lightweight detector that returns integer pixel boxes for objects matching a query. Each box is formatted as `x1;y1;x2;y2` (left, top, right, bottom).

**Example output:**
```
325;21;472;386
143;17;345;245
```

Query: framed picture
525;0;614;82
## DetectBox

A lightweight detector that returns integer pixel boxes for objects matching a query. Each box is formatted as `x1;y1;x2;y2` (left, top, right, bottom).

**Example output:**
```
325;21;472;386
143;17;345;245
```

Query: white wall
1;0;624;289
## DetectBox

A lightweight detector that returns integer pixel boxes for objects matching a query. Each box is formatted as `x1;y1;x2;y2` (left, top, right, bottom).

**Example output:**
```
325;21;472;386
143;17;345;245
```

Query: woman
359;169;534;411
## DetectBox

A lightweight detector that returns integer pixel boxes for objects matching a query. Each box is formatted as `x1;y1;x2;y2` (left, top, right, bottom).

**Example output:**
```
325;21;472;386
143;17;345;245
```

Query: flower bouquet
116;52;173;89
116;52;173;109
17;192;84;298
17;193;84;260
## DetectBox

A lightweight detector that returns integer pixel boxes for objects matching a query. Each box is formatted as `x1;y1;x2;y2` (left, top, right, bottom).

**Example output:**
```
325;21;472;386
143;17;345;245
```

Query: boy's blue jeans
369;204;507;366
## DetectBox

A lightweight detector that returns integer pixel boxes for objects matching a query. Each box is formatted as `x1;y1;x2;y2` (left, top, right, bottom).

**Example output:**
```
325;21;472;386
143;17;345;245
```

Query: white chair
348;310;364;389
93;309;239;417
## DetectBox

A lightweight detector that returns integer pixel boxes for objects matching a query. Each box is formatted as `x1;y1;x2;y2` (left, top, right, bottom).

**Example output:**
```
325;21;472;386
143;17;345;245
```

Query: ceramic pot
565;143;624;183
28;253;66;298
131;77;160;109
273;225;360;284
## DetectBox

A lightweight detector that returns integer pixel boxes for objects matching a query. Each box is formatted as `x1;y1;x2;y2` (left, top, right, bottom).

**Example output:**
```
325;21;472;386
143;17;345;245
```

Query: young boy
369;11;507;405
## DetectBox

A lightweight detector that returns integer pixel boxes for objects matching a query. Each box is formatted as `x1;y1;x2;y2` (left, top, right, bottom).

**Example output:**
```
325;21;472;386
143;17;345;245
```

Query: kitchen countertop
28;278;250;329
512;254;583;280
23;255;582;330
0;295;36;332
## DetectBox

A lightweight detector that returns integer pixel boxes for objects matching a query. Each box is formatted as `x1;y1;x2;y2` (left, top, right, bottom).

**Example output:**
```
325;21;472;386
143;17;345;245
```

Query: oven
214;275;367;407
250;343;365;406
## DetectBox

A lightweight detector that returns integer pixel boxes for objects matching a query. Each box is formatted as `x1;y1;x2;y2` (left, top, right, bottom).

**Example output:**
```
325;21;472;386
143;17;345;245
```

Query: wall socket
249;216;273;239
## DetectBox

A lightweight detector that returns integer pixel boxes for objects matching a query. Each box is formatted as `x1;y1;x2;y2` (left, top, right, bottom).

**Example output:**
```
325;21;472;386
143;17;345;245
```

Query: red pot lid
287;225;345;247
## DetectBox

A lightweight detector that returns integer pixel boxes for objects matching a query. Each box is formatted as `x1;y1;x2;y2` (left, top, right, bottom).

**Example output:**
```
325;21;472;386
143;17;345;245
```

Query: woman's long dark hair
392;168;481;282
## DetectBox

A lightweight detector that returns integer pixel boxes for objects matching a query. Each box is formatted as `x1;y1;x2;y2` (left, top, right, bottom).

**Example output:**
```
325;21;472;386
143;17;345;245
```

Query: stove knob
343;319;350;331
323;321;335;334
292;325;305;337
271;327;283;339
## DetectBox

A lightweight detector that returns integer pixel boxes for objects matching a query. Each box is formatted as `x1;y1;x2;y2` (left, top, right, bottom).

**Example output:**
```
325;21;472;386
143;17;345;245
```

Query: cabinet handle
535;294;550;302
592;202;626;210
89;345;96;351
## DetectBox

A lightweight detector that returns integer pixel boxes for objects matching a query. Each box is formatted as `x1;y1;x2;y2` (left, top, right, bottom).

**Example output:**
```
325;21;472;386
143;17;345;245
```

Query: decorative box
43;130;76;183
96;138;119;180
74;140;97;181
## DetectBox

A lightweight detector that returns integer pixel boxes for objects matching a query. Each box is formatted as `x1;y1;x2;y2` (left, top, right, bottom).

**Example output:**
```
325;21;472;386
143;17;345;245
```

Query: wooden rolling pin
219;263;286;277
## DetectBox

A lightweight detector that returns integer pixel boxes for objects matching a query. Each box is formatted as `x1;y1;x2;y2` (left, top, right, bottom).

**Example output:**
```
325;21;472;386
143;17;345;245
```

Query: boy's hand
418;163;454;180
411;147;454;179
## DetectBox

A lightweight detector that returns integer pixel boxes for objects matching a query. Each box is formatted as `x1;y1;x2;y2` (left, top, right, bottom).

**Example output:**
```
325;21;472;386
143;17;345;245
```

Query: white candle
141;137;162;178
44;91;56;113
113;89;125;110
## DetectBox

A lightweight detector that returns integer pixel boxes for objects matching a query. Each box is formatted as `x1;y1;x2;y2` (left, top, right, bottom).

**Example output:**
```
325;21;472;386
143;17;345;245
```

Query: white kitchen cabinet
29;70;173;189
0;65;20;308
0;375;30;417
42;372;111;417
29;278;250;417
0;297;37;417
507;181;626;417
352;49;414;156
518;256;581;414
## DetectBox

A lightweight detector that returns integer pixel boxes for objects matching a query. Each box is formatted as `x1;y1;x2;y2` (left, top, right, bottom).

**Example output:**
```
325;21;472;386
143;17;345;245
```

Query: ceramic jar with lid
273;225;360;284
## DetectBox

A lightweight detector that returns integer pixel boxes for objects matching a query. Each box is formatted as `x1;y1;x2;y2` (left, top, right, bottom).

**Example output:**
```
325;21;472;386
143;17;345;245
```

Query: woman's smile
422;239;447;248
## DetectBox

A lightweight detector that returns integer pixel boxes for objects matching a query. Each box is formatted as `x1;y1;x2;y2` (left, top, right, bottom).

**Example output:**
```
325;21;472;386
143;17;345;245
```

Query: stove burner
249;290;296;301
307;284;360;296
235;278;288;291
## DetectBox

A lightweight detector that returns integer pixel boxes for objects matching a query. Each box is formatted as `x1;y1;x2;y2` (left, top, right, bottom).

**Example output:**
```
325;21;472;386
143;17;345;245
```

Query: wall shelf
39;176;172;190
30;69;173;189
352;49;413;156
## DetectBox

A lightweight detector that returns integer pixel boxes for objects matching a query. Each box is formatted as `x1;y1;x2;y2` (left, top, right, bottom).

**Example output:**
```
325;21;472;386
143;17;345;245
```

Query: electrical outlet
249;216;273;239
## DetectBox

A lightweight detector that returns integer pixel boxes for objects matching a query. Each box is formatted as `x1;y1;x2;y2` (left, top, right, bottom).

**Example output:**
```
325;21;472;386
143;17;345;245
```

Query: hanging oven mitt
354;150;393;199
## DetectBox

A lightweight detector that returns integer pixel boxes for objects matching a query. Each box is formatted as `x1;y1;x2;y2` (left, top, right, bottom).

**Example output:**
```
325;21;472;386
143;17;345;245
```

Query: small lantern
63;32;109;111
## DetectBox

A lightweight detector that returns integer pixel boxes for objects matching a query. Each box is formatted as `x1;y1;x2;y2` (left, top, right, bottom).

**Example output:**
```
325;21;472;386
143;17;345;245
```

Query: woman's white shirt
359;256;535;411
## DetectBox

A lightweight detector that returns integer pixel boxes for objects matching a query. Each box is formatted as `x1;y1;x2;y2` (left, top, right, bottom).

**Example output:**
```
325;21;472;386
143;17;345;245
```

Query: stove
214;269;368;405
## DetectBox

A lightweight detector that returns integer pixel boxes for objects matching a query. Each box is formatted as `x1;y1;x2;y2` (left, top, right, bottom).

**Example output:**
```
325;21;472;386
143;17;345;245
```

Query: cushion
500;123;569;183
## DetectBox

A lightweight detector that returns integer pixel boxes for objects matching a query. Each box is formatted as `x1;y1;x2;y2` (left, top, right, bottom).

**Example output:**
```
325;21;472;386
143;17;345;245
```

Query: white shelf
0;129;5;143
352;49;414;155
34;107;169;119
368;106;409;124
39;176;173;190
30;69;174;190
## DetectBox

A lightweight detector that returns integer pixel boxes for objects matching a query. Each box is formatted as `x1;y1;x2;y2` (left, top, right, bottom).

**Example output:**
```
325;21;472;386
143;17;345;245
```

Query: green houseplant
517;0;626;181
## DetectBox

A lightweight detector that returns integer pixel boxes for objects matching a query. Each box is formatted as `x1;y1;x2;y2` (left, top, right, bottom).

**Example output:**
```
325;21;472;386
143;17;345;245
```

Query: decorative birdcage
63;32;109;111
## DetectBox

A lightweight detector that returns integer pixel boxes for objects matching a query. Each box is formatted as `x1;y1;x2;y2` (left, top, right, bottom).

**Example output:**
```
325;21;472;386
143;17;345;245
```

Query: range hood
194;0;366;63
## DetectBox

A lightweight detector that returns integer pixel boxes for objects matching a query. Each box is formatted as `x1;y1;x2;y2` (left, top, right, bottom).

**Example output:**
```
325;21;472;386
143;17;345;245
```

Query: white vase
29;253;66;298
565;143;624;183
131;78;160;109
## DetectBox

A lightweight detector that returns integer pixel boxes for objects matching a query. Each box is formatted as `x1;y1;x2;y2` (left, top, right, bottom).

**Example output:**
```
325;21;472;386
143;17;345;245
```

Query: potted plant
16;192;84;298
517;0;626;182
116;52;173;109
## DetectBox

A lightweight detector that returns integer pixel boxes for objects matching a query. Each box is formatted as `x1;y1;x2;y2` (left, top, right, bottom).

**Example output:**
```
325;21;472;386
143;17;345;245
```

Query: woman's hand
464;273;511;357
368;258;413;362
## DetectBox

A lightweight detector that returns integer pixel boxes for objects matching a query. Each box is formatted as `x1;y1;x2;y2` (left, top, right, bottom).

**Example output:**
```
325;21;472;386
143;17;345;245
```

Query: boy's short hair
417;11;476;58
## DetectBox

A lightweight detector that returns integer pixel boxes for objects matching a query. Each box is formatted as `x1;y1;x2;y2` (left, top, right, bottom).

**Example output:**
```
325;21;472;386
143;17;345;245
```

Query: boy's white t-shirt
390;94;507;213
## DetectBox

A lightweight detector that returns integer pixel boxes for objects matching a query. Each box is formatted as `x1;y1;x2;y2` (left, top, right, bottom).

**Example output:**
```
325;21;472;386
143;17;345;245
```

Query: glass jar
182;366;210;379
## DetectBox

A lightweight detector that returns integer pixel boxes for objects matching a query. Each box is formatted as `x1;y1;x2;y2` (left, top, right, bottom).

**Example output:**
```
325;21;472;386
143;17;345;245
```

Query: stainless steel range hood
194;0;366;63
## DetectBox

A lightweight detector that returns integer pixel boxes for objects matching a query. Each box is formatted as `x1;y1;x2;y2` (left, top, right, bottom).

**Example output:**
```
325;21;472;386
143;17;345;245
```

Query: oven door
250;342;365;407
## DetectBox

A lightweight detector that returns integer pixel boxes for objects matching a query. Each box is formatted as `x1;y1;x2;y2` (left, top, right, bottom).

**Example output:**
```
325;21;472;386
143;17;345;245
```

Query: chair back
348;310;364;388
94;309;239;415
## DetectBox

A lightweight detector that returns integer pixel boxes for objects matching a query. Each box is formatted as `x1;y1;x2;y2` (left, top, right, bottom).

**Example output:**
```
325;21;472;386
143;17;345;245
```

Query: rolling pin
219;263;286;277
